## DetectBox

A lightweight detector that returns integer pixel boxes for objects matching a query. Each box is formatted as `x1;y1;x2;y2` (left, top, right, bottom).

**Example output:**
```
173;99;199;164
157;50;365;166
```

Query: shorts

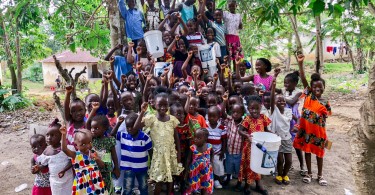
279;139;293;153
213;154;225;176
225;153;241;176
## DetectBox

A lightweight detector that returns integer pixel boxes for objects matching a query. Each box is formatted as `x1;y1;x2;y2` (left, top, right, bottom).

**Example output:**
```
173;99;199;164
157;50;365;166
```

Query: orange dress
293;88;331;158
238;114;271;184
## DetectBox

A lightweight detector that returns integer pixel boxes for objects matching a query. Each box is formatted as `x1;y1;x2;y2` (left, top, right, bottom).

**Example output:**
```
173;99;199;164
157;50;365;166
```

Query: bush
24;63;43;82
0;85;31;112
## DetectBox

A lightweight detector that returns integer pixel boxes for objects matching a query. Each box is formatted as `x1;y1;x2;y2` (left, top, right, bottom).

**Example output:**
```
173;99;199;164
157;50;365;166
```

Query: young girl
270;73;293;185
199;27;221;77
282;71;305;175
133;93;184;195
64;86;86;146
182;51;206;90
60;127;105;194
236;58;274;91
168;35;190;78
125;73;142;113
238;95;271;195
38;119;74;195
223;0;243;60
293;54;331;186
185;92;208;136
185;128;214;194
87;102;120;193
30;134;51;195
176;0;197;24
142;0;164;31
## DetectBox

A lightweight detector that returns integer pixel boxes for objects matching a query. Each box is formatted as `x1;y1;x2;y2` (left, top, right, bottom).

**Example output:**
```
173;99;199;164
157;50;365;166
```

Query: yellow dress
143;114;184;182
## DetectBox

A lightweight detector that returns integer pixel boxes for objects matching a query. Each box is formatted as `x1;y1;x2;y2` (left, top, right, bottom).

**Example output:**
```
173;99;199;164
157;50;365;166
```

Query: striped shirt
207;122;227;154
116;131;152;172
208;20;227;46
186;32;205;47
227;119;243;154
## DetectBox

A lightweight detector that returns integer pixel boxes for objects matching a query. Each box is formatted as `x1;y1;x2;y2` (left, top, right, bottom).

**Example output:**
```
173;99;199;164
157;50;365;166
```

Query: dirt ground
0;91;363;195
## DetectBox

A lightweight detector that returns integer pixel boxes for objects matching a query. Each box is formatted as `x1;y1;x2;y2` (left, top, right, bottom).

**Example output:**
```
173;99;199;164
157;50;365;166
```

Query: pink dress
253;74;273;91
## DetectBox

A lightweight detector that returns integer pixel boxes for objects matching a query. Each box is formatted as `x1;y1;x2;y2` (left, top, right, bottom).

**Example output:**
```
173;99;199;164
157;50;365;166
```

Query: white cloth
223;11;241;35
213;154;225;176
270;107;293;140
198;42;221;77
164;21;181;35
38;150;74;195
282;88;302;104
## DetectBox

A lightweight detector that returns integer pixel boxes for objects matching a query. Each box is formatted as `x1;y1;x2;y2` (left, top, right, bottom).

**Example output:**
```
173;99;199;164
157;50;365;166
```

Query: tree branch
74;66;87;84
53;55;71;84
53;91;65;122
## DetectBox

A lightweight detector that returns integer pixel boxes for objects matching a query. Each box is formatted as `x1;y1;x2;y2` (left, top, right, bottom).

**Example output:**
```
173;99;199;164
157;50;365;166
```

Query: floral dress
143;114;184;182
187;144;213;194
238;114;271;184
72;151;105;195
293;88;331;158
92;137;116;192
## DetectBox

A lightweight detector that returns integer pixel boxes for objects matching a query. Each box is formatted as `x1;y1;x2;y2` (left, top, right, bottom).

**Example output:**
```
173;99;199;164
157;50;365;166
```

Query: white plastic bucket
144;30;164;58
250;132;281;175
154;62;172;78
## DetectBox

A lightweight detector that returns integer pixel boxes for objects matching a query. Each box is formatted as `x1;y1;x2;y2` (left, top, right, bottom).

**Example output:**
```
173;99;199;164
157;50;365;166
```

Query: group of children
30;0;332;194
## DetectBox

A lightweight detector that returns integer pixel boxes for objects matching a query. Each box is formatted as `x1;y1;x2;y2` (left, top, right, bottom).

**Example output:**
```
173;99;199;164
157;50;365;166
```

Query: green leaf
312;0;325;16
217;0;227;9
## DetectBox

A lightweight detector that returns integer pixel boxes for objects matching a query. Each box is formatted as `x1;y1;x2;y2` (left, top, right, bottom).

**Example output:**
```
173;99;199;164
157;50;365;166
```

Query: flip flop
302;174;312;184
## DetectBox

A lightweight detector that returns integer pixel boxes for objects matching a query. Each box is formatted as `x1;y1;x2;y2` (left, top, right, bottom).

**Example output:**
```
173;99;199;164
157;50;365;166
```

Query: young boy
206;106;227;189
141;0;164;31
116;113;152;195
104;42;135;82
118;0;145;48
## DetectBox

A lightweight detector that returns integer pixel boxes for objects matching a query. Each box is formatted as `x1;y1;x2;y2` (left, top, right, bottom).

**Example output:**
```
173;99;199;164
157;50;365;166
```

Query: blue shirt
118;0;145;40
114;56;133;81
116;131;152;172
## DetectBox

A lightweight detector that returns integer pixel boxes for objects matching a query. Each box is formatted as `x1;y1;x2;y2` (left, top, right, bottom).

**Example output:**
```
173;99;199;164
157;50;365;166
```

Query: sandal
300;169;308;176
317;175;328;186
275;176;283;185
302;174;312;184
282;176;290;185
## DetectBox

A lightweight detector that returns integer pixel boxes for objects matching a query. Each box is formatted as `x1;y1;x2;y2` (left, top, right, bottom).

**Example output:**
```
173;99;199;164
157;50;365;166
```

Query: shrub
0;85;31;112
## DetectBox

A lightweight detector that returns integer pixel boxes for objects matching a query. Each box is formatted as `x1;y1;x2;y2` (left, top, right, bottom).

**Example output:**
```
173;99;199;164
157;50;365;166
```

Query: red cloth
32;186;52;195
326;46;333;52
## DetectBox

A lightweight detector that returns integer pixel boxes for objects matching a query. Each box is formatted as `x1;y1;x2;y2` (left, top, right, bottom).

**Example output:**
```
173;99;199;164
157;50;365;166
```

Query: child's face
137;41;147;55
231;104;244;121
126;119;138;136
216;87;224;98
206;28;215;41
155;97;169;116
206;81;213;91
126;75;137;90
147;0;155;7
276;95;286;110
229;96;241;109
178;85;189;94
189;98;199;115
193;130;206;147
171;106;185;124
178;39;187;53
248;101;261;119
312;81;324;98
75;135;92;155
263;96;271;110
30;137;47;155
187;21;196;34
90;120;106;138
163;31;172;46
186;0;196;5
121;93;134;110
46;127;61;147
86;94;100;113
127;0;136;9
207;109;219;126
214;10;223;23
206;95;217;108
284;77;296;92
239;63;246;75
163;0;170;6
106;99;115;116
255;60;267;74
148;96;155;109
122;45;129;56
234;82;242;94
201;87;209;100
206;0;214;12
228;1;236;13
148;78;158;90
70;102;86;122
191;65;201;77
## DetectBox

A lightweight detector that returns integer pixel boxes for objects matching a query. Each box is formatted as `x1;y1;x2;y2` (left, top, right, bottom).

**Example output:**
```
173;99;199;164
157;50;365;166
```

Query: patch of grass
324;63;353;73
326;72;368;94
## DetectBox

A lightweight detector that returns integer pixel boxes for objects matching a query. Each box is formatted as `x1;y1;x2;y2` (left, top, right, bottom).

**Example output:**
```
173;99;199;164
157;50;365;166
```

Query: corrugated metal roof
42;48;99;63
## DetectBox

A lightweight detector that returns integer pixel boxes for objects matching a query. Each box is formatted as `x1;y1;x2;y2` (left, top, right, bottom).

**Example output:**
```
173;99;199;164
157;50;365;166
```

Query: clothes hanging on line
333;47;337;55
326;46;333;52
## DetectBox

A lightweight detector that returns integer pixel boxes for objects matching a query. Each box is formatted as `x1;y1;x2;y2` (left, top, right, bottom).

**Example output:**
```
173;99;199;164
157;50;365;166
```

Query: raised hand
274;68;281;77
223;55;228;63
203;69;209;75
92;102;100;110
136;62;143;71
222;91;229;101
121;75;127;82
175;35;180;41
107;70;114;80
297;54;305;64
136;47;142;55
65;85;73;93
117;116;125;123
141;102;148;112
196;89;202;97
60;126;67;135
128;42;134;48
213;73;218;81
220;64;227;70
188;51;193;58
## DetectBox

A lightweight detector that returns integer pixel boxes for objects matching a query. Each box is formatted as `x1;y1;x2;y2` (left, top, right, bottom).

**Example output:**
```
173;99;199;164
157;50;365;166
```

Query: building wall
42;62;91;87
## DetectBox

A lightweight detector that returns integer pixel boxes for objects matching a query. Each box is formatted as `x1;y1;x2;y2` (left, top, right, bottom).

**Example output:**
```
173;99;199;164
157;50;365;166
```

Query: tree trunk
288;14;303;60
15;30;22;93
0;16;17;94
351;62;375;195
108;0;125;48
344;35;356;72
314;16;324;74
357;47;364;73
286;34;292;72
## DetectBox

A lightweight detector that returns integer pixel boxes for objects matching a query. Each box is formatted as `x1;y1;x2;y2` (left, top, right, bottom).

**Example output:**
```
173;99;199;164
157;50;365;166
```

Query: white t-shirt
223;11;241;35
198;42;221;69
282;88;302;104
270;107;292;140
